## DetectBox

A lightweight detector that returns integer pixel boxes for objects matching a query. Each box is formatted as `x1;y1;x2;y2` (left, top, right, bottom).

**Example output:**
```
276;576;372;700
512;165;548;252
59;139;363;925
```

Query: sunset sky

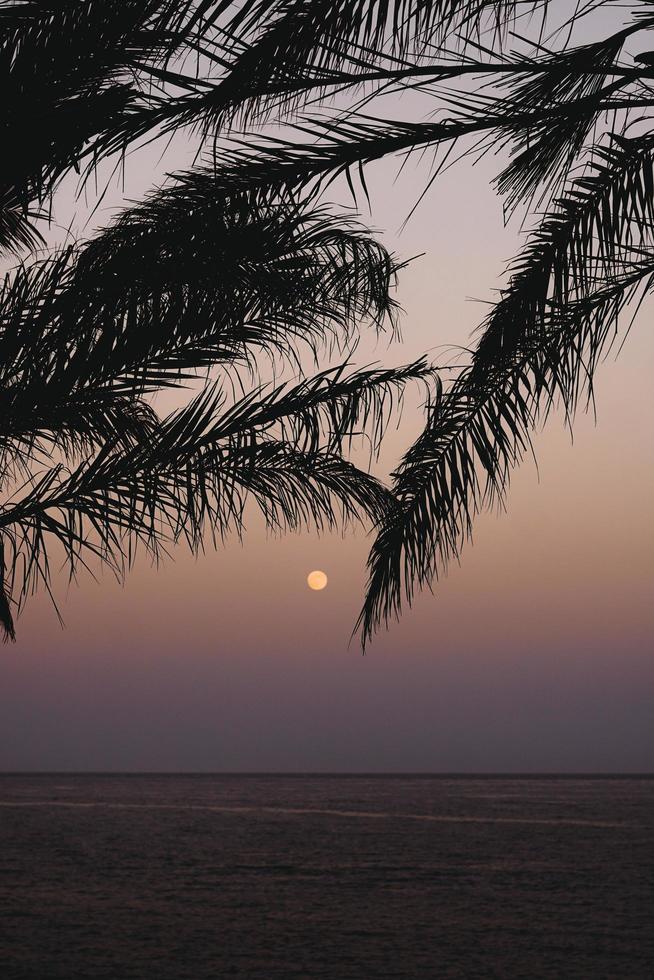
1;4;652;773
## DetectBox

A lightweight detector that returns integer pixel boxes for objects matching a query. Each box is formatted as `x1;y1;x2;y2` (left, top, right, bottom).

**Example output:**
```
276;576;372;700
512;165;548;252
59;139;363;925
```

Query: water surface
1;775;652;978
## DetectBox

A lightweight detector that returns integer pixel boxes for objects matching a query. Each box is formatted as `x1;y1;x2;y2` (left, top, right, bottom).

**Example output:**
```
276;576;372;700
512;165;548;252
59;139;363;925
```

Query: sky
0;3;652;772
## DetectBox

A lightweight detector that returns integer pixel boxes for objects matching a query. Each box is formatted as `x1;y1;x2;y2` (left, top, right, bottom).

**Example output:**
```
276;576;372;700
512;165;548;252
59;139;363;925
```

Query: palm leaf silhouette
0;0;432;638
2;0;653;644
359;132;654;641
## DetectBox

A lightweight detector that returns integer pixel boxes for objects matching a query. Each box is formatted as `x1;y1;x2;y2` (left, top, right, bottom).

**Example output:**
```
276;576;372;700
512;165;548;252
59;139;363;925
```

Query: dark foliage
2;0;651;643
0;0;430;638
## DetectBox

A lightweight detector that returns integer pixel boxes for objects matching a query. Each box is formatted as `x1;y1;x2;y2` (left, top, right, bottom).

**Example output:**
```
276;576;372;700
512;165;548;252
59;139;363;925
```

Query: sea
0;774;652;979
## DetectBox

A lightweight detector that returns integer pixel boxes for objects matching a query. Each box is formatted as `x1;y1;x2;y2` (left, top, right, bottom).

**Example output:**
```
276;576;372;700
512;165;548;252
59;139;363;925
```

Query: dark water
0;775;652;979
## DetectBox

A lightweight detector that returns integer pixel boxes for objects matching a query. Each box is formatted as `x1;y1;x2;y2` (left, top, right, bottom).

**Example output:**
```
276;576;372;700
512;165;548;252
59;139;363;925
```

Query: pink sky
1;7;652;771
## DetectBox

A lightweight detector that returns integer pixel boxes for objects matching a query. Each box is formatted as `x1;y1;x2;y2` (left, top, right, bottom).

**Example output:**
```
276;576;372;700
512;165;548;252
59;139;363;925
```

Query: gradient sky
1;4;652;772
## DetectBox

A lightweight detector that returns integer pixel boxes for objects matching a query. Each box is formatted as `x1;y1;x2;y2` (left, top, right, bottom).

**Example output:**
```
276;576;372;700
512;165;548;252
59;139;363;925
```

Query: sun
307;570;328;591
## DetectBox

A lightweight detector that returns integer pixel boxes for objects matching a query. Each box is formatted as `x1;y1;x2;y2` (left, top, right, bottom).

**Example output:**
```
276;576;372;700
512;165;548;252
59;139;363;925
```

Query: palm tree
0;0;431;639
2;1;651;644
193;0;652;644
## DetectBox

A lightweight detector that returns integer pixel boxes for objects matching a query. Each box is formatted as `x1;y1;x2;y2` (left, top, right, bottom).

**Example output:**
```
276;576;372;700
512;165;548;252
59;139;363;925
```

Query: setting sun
307;570;328;591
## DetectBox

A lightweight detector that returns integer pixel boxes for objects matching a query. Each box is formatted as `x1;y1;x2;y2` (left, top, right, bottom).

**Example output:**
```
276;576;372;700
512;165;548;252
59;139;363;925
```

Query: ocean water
0;775;652;979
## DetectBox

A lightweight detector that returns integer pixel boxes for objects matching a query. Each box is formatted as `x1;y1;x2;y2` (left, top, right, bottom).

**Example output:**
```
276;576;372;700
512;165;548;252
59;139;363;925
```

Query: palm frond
358;133;654;643
0;356;428;633
4;0;652;647
475;135;654;368
0;537;15;642
67;174;399;368
493;30;634;211
0;191;45;257
0;183;400;463
358;265;652;644
191;78;645;211
217;0;544;76
208;359;433;457
0;0;239;254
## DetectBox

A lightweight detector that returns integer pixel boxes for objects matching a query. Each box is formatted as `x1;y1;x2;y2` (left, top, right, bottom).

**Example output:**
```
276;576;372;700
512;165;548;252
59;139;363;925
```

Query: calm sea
0;775;652;979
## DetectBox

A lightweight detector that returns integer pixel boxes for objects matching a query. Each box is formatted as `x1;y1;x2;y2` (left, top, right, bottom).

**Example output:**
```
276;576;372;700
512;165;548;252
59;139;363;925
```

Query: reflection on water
1;775;652;979
0;799;625;827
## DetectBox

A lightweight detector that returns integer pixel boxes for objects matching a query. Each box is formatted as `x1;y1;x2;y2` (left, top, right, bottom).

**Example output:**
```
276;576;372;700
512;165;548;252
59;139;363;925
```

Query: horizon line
1;770;653;779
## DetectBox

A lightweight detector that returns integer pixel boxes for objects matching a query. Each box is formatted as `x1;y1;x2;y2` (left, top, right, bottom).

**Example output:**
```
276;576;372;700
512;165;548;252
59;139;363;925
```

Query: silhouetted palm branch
0;0;441;639
359;132;654;641
0;359;429;637
0;190;399;448
3;0;654;646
